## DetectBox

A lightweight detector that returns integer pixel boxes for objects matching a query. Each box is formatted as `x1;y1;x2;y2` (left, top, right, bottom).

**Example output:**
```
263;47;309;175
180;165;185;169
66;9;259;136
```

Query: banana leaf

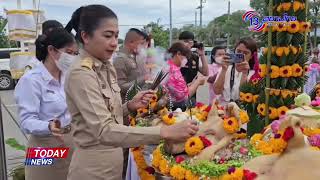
278;55;288;66
247;113;265;137
126;81;141;102
281;77;289;89
260;55;267;64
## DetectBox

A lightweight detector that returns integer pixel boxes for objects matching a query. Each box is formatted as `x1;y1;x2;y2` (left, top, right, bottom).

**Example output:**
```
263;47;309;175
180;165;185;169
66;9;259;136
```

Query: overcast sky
0;0;251;38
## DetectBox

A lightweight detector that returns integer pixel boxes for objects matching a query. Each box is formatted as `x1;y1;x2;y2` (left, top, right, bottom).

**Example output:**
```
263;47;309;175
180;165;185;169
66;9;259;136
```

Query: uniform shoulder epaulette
80;57;93;70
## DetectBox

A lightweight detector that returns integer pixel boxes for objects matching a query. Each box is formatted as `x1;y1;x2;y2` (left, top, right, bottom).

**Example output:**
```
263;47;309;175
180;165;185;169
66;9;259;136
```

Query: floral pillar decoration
241;0;310;136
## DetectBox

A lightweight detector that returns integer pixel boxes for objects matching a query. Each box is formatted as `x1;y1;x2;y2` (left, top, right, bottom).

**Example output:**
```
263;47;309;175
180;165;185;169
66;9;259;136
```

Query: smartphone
227;53;244;63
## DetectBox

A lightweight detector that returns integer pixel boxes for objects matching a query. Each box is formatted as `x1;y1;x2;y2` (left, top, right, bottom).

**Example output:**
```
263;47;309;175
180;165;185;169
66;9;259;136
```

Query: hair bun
36;34;47;48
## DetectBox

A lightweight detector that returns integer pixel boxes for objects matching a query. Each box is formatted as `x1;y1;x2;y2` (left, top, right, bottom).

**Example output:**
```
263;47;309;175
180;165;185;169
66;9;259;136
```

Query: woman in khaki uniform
15;29;78;180
64;5;200;180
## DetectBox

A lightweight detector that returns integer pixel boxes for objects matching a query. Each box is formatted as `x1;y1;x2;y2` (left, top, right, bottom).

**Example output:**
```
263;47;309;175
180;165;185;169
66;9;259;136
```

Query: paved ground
0;83;210;179
0;90;27;179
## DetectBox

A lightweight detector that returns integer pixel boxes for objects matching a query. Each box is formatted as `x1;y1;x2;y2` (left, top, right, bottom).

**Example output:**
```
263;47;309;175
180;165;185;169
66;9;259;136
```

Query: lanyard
229;65;236;102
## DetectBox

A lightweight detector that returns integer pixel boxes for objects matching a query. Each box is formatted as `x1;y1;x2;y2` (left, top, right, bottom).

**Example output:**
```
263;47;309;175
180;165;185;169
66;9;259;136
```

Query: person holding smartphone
213;37;258;105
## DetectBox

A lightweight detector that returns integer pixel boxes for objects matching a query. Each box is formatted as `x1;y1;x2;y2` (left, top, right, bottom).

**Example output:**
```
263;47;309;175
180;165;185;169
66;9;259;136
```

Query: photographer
213;37;258;105
179;31;209;105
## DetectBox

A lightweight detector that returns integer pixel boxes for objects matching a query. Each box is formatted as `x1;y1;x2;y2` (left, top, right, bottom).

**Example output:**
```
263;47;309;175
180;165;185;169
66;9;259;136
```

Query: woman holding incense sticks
64;5;200;180
164;42;206;111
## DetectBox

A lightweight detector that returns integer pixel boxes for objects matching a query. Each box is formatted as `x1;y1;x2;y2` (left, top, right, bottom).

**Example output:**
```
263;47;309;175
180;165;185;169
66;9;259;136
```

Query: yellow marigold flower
293;1;304;12
275;22;287;32
221;168;244;180
270;138;288;153
269;107;279;120
129;116;136;126
239;110;249;124
282;2;292;11
240;92;245;101
259;64;267;77
291;64;303;77
299;21;311;33
257;103;266;116
234;132;247;139
277;106;289;117
270;65;280;79
253;95;259;103
276;47;284;57
290;46;298;55
158;107;169;116
303;128;320;137
280;66;292;78
303;65;309;74
284;47;290;56
276;4;283;13
162;113;176;125
223;117;240;134
245;93;253;103
159;158;170;175
287;21;300;33
185;137;204;156
257;141;273;154
137;108;148;117
150;95;158;103
170;165;186;180
185;170;199;180
196;112;207;122
250;133;263;145
281;89;291;99
150;101;157;110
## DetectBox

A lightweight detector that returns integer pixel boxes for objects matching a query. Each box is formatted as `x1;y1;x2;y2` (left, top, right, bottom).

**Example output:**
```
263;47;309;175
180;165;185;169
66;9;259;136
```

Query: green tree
250;0;267;14
145;22;169;48
0;16;18;48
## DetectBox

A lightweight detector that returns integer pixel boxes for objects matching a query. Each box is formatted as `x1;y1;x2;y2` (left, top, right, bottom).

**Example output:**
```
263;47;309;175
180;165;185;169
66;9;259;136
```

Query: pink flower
308;135;320;147
240;147;249;155
311;100;319;107
271;120;281;133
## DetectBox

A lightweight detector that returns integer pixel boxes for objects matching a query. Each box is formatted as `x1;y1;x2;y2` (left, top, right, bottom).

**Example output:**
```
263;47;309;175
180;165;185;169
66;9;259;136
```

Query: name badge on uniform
46;89;55;94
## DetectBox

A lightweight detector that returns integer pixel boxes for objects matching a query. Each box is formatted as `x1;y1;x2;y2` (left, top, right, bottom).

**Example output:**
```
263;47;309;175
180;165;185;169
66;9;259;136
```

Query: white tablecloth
125;151;140;180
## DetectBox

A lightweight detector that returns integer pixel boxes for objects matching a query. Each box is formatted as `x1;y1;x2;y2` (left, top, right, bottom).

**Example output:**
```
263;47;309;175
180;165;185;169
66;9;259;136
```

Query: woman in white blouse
14;28;78;180
213;37;258;105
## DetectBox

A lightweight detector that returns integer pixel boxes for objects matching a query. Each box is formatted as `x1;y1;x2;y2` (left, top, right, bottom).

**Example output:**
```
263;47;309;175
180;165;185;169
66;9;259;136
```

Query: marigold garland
159;158;171;175
221;168;244;180
169;165;186;180
132;147;155;180
185;137;205;156
162;113;176;125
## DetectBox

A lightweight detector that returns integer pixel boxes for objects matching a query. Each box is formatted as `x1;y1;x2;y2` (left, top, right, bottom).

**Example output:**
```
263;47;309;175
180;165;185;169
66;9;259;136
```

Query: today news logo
25;147;69;166
242;11;297;32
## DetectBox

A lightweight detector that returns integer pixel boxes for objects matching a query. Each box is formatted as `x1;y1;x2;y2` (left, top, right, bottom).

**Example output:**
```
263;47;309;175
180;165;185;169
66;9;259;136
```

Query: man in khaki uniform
65;49;162;180
114;28;148;103
113;29;149;178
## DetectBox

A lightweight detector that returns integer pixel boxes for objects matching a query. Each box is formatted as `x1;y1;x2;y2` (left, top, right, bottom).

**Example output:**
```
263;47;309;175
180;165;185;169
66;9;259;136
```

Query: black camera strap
229;64;236;102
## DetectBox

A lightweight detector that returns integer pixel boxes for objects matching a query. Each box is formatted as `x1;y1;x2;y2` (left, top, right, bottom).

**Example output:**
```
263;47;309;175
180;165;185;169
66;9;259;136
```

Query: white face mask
56;52;76;72
181;57;188;67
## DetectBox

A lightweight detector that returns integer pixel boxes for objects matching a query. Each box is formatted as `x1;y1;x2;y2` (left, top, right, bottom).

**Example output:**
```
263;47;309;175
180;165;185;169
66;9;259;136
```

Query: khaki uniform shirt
113;47;146;101
65;49;160;180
